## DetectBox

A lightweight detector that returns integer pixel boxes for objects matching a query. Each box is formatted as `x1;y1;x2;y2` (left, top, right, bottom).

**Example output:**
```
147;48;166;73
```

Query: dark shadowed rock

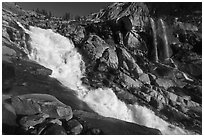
42;124;67;135
2;61;16;92
2;95;17;127
66;119;83;135
73;110;161;135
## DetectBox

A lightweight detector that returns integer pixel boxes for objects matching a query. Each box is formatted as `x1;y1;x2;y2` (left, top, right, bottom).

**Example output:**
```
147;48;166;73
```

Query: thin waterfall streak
159;18;170;60
150;18;158;62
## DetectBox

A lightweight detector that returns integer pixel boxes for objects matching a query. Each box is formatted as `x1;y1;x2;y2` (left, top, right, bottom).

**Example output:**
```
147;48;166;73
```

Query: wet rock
36;68;52;76
66;119;83;135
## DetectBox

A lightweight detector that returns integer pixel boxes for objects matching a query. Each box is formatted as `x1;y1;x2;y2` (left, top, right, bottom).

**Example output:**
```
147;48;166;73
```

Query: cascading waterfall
18;22;190;135
159;18;170;61
150;18;159;62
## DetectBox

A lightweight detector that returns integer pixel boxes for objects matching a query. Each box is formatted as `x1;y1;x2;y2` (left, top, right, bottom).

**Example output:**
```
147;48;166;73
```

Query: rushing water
150;18;159;62
18;23;190;135
159;18;170;60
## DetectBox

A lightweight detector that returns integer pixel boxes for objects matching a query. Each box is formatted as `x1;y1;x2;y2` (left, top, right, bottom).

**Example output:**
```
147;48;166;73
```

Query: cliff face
2;2;202;135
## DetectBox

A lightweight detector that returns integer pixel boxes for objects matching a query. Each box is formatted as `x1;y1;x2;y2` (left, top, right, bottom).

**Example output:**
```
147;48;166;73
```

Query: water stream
18;23;189;135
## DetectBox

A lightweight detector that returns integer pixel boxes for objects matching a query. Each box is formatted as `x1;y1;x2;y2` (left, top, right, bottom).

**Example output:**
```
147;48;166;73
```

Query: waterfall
150;18;159;62
18;23;190;135
159;18;170;61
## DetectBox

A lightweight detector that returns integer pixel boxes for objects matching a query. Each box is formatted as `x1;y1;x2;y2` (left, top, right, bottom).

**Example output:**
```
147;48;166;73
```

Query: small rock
66;119;83;135
56;106;73;121
49;119;62;126
167;92;178;102
156;78;175;89
19;113;49;130
149;97;163;110
42;124;67;135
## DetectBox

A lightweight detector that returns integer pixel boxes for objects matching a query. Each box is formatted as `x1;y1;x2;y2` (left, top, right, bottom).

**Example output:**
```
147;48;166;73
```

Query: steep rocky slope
2;2;202;135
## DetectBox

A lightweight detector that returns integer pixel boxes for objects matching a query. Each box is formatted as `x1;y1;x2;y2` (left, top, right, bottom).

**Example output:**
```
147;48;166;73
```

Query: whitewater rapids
20;24;189;135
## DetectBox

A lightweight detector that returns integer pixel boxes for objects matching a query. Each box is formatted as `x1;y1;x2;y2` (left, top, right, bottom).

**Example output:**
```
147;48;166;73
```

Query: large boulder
82;35;109;61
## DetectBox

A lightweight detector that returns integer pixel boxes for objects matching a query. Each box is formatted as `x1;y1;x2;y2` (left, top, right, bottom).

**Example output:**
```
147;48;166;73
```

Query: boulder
66;119;83;135
82;35;109;61
11;96;41;115
11;94;73;120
